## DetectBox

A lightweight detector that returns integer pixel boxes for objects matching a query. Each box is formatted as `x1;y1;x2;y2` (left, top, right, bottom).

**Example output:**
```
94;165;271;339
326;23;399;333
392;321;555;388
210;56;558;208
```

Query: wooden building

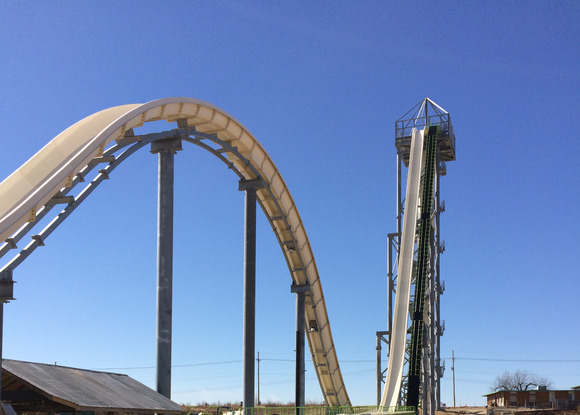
485;389;579;409
1;359;183;415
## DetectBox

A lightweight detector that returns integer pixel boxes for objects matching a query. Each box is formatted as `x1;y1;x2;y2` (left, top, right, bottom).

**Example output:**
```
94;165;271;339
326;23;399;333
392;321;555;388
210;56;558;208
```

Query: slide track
0;97;350;406
380;125;440;411
380;127;425;409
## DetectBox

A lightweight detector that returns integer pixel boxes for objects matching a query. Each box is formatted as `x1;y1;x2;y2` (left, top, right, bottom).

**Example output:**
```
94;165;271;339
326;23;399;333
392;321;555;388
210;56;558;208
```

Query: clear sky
1;0;579;408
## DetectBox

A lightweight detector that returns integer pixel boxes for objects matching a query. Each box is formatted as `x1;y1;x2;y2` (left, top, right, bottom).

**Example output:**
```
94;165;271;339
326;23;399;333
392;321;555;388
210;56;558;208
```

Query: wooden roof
1;359;183;414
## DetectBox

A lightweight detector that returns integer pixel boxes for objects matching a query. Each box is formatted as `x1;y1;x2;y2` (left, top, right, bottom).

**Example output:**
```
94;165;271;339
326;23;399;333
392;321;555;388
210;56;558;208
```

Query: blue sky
1;0;579;408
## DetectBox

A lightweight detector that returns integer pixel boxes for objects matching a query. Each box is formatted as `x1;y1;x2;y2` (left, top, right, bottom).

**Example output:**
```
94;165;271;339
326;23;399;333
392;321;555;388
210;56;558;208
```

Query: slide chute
0;97;350;406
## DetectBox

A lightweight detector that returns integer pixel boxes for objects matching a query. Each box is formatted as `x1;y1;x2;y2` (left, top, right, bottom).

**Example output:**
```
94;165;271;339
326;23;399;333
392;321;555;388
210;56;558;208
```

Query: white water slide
380;128;425;408
0;97;350;406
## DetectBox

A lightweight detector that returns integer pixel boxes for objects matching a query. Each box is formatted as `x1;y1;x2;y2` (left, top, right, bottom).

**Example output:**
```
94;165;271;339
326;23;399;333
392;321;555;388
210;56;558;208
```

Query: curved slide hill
0;97;350;406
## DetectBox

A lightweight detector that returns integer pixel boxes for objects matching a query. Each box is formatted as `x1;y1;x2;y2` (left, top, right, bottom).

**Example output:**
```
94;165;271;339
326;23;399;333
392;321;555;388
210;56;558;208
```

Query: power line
173;360;243;368
261;358;376;363
93;355;376;372
441;377;491;385
94;355;580;372
93;359;243;370
447;357;580;363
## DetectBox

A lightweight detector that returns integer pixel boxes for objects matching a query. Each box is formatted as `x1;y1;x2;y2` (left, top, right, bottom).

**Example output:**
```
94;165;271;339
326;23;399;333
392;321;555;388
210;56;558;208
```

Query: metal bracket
438;321;445;336
0;268;12;280
238;178;266;191
150;136;183;154
437;280;445;295
283;240;296;252
308;320;318;332
31;235;45;246
218;146;238;154
4;239;17;250
0;279;15;302
291;284;311;294
49;196;75;205
98;169;110;180
88;155;115;168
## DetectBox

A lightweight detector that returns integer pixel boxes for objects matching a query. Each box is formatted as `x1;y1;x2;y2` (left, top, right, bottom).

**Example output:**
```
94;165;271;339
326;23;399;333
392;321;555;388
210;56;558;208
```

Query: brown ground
436;407;580;415
436;407;487;415
183;406;579;415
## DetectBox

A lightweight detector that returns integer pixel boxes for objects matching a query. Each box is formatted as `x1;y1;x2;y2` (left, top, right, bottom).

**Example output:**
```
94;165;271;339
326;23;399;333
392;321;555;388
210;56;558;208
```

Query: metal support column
435;154;445;410
376;334;381;405
291;284;310;414
376;151;404;406
0;274;16;401
151;137;182;399
397;153;402;236
376;330;388;405
239;178;266;414
0;301;2;401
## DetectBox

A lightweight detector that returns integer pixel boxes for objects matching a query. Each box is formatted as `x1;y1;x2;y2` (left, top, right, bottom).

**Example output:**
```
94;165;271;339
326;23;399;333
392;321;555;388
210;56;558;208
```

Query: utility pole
257;351;261;406
452;350;456;407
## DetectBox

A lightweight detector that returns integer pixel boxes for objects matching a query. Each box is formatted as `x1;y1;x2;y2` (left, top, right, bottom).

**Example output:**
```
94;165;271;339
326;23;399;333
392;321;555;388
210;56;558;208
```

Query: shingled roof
1;359;183;414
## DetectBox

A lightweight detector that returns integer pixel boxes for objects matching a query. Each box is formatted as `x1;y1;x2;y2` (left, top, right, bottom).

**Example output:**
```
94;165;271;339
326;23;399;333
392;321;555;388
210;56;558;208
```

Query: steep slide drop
0;97;350;406
380;127;425;409
380;125;441;411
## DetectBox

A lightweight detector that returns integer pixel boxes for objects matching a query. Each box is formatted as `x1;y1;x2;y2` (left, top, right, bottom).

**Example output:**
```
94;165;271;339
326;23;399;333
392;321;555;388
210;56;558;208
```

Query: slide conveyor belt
406;125;439;409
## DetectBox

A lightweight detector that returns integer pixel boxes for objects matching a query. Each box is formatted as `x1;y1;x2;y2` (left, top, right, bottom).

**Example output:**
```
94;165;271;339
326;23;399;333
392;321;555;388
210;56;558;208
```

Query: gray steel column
435;155;443;410
377;153;404;407
151;138;182;399
0;301;3;402
387;233;398;344
376;334;382;405
397;153;402;235
0;276;15;402
239;178;265;414
291;284;310;414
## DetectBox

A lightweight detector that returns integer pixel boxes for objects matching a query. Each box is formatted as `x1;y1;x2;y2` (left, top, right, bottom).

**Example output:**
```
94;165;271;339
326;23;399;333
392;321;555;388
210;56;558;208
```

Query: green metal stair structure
406;125;439;409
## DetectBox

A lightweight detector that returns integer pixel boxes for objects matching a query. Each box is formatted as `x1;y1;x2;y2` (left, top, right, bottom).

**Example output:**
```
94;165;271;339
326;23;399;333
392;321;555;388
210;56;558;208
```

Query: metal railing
395;113;452;140
209;406;416;415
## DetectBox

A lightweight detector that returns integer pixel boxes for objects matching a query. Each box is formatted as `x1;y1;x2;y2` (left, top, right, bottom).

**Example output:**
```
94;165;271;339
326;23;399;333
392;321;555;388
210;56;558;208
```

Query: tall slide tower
376;99;456;415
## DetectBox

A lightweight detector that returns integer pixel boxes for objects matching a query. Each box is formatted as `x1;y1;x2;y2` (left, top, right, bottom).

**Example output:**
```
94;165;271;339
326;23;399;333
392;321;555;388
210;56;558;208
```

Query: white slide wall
380;128;425;408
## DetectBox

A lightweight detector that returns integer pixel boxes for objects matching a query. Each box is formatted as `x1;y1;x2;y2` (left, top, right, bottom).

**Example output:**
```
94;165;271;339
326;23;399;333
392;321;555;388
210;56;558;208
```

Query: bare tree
491;370;552;391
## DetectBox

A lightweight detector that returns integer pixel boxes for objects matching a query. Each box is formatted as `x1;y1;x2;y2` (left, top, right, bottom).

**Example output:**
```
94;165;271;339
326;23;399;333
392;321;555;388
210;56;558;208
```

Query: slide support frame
151;137;183;399
239;178;266;414
291;283;311;414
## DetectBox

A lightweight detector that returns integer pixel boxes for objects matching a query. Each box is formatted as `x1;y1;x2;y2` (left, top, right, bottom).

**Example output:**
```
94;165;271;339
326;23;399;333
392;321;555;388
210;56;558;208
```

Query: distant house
484;389;579;409
1;359;183;415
